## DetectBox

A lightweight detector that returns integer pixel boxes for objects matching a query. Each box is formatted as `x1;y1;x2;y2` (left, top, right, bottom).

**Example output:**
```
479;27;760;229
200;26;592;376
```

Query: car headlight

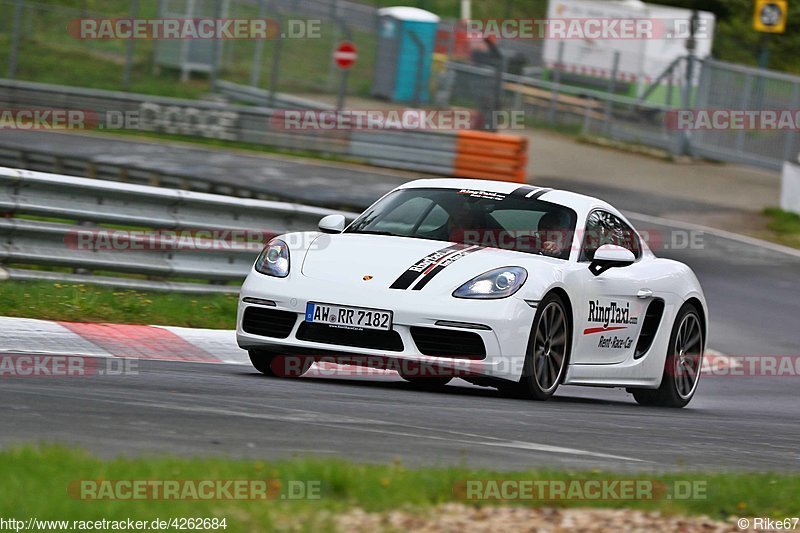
453;267;528;299
254;239;290;278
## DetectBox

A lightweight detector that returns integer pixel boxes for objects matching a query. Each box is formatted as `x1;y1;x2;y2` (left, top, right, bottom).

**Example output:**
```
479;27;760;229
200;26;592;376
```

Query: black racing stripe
410;246;482;291
389;243;470;290
529;188;553;199
509;186;553;200
509;185;538;198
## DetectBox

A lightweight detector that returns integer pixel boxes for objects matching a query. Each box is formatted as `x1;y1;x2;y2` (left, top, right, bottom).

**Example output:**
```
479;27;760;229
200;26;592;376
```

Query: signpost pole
333;22;355;112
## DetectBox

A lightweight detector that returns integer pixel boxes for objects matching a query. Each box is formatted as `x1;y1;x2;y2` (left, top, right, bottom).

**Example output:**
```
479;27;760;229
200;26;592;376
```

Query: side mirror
589;244;635;276
318;214;345;234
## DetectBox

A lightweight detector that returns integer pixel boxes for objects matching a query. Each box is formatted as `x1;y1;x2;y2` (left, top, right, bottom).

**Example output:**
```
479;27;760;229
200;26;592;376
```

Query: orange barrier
454;130;528;183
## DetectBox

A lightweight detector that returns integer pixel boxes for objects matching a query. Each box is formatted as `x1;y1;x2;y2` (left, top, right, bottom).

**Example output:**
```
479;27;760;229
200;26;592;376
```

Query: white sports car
237;178;707;407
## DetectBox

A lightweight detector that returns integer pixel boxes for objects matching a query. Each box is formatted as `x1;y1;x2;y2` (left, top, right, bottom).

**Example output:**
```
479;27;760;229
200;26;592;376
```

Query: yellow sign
753;0;788;33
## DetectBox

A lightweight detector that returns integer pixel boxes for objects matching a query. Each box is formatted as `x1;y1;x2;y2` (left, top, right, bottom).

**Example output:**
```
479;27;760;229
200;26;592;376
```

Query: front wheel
515;293;571;401
248;350;312;378
632;303;704;408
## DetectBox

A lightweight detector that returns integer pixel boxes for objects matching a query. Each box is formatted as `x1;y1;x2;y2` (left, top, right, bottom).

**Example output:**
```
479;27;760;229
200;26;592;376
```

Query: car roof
397;178;617;216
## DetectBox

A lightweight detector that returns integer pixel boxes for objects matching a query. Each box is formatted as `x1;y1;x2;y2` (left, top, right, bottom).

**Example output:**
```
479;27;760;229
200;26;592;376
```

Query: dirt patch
334;504;749;532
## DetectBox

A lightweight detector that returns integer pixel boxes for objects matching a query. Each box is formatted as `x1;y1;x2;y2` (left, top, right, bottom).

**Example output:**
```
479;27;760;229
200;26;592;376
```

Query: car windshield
346;187;578;260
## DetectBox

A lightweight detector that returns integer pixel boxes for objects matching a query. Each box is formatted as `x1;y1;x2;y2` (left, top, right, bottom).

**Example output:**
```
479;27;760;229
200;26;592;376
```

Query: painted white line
702;348;741;373
153;325;248;365
625;210;800;259
111;397;646;463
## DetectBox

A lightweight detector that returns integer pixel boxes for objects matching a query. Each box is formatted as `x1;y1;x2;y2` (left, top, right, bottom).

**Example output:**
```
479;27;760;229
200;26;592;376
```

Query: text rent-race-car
236;179;707;407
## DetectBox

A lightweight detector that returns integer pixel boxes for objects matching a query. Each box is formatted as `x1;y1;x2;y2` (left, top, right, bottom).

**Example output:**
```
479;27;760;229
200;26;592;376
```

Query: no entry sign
333;41;357;70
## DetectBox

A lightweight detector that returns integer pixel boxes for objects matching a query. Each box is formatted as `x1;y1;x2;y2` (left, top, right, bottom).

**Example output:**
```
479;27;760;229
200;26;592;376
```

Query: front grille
242;307;297;339
296;322;404;352
410;326;486;359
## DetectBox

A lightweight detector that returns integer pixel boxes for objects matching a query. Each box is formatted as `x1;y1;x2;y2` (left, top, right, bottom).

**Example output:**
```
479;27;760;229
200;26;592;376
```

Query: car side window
580;210;641;262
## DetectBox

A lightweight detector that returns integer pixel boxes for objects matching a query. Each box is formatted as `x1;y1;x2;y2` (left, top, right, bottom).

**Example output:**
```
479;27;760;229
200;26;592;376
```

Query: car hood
301;233;558;292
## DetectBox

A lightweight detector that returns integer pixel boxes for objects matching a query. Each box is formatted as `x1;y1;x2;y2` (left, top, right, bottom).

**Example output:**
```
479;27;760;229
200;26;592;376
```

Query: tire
248;350;312;378
632;303;704;408
514;292;571;401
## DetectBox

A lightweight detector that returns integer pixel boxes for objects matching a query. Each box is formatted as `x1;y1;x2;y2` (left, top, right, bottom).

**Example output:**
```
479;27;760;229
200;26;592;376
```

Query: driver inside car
537;211;570;258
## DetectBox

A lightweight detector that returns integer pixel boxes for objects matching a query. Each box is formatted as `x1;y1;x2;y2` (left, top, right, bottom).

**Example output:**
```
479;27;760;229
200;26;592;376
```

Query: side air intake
634;298;665;359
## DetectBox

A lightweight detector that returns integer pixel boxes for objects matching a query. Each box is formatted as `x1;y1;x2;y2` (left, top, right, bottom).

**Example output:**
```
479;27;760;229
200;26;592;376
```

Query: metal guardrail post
548;42;564;125
327;0;340;91
210;0;225;87
249;0;269;87
268;4;284;108
783;83;800;163
6;0;24;79
604;51;620;135
482;37;506;132
122;0;139;91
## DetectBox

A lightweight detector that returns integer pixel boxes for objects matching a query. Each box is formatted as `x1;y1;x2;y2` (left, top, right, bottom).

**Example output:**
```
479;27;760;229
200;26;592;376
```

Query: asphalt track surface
2;136;799;472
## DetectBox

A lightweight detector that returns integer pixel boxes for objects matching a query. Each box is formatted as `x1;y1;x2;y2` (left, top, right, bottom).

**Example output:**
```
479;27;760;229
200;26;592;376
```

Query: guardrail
0;166;355;293
0;78;531;183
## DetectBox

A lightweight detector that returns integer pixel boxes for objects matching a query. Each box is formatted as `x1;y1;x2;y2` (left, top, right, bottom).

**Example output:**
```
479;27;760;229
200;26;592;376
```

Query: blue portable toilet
372;7;441;104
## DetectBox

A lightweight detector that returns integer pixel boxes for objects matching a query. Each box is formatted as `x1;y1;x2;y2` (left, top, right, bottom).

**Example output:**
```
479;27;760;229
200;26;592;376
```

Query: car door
571;210;651;364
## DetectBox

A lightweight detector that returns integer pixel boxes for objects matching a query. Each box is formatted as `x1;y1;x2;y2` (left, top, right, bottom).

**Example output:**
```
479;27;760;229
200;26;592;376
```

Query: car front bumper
236;270;536;381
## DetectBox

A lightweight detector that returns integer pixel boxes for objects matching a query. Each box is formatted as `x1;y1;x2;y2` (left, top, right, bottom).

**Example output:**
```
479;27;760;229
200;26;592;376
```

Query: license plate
305;302;393;331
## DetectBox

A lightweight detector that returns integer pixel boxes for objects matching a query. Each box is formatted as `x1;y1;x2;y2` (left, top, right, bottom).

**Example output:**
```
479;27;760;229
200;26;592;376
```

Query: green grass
0;281;238;328
1;446;798;531
763;207;800;248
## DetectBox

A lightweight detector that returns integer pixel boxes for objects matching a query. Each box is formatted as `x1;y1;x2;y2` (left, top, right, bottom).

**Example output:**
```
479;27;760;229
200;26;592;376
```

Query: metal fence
0;0;383;100
0;166;354;293
0;78;462;176
691;59;800;169
437;55;800;171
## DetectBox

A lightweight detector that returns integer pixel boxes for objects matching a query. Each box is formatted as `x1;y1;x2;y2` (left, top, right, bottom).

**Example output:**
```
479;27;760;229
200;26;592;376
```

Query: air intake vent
410;326;486;359
242;307;297;339
296;322;404;352
634;299;665;359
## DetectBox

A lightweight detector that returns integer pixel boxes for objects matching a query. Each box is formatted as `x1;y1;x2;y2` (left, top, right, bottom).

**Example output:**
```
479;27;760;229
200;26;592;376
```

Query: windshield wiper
348;230;404;237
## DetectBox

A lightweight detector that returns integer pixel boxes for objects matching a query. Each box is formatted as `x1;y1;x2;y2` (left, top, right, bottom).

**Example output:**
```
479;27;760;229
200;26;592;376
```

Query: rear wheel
248;350;312;378
514;293;571;401
632;303;704;408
